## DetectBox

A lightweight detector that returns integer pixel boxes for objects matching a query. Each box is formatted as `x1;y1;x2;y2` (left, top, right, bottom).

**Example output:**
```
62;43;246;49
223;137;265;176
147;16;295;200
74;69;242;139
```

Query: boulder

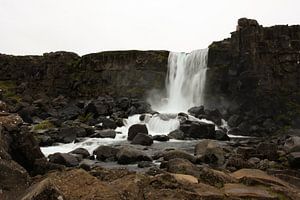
91;129;116;139
188;106;205;117
57;104;81;121
116;147;152;164
227;114;242;127
284;136;300;153
58;126;87;143
127;124;148;141
165;158;200;177
48;153;79;167
84;99;110;117
194;139;225;166
180;121;216;139
288;152;300;168
215;129;230;141
93;146;119;161
256;142;278;161
162;150;197;163
96;117;117;129
152;135;169;142
131;133;153;146
168;129;185;140
69;148;90;158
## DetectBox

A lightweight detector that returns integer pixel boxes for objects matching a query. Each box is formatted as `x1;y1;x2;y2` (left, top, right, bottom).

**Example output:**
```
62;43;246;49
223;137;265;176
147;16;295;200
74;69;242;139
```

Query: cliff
0;50;169;99
206;18;300;129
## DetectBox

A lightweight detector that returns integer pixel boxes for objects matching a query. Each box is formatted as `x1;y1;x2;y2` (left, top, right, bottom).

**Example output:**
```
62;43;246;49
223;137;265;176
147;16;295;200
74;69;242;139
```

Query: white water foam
149;49;208;113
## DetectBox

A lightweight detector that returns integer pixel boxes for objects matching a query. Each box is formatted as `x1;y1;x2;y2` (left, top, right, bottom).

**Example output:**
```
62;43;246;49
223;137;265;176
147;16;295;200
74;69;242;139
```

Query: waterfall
150;49;209;113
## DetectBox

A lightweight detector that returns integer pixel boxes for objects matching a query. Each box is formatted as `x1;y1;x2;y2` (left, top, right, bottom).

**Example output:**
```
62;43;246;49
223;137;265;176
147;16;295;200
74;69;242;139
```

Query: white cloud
0;0;299;55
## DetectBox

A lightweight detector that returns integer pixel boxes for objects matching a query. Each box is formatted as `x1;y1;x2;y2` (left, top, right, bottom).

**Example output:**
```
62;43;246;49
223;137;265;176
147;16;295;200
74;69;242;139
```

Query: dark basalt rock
93;145;119;161
152;135;170;142
127;124;148;141
91;129;116;139
168;129;185;140
131;133;153;146
70;148;90;158
58;126;87;143
116;147;152;164
180;120;216;139
48;153;79;167
206;18;300;130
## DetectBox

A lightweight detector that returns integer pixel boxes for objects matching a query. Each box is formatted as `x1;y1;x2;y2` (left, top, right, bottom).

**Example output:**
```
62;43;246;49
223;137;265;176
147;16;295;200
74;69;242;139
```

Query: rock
48;153;79;167
204;109;223;126
194;139;225;166
0;100;8;112
180;121;216;139
215;129;230;141
18;178;65;200
58;126;87;143
256;142;278;161
226;155;254;170
231;168;289;187
227;114;242;127
224;183;277;200
162;150;197;163
288;152;300;168
93;146;119;161
91;129;116;139
131;133;153;146
168;129;185;140
137;161;155;168
188;106;205;117
96;117;117;129
0;114;23;131
127;124;148;141
69;148;90;158
0;159;30;199
199;167;237;187
152;135;169;142
165;158;200;177
116;97;130;110
171;173;199;184
284;136;300;153
57;104;82;121
116;147;152;164
84;99;110;117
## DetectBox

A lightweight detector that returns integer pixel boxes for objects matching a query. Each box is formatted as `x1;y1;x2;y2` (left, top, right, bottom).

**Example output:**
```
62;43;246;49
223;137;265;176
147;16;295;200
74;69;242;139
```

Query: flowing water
41;49;212;156
150;49;209;113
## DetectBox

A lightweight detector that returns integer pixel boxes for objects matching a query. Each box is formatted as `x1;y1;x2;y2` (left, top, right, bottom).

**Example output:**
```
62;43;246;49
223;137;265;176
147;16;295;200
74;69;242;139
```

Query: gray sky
0;0;299;55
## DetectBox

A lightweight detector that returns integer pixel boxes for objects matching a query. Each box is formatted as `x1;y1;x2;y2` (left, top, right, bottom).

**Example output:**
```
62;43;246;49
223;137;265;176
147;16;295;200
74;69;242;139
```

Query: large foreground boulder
180;121;216;139
127;124;148;140
131;133;153;146
93;146;119;161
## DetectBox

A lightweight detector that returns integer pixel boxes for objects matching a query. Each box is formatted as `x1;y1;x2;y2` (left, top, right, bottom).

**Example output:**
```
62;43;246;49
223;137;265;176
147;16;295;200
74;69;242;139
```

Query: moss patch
33;120;55;131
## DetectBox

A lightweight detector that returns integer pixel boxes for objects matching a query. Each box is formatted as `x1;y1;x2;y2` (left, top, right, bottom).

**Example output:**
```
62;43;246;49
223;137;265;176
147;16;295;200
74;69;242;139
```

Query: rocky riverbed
1;95;300;200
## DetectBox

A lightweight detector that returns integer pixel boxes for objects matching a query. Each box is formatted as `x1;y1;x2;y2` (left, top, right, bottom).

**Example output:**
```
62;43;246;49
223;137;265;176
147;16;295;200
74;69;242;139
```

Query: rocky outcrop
0;51;169;99
207;18;300;130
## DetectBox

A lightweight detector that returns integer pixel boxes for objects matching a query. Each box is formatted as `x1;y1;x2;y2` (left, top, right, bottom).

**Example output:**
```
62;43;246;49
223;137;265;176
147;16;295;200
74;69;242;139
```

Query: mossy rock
33;120;55;131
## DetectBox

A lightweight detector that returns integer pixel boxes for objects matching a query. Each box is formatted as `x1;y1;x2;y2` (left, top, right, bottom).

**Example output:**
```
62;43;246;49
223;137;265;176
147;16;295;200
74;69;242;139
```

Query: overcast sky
0;0;299;55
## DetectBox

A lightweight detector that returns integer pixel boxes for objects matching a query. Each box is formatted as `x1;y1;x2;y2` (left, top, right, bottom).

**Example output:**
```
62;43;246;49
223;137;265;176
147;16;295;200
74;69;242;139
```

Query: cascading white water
150;49;209;113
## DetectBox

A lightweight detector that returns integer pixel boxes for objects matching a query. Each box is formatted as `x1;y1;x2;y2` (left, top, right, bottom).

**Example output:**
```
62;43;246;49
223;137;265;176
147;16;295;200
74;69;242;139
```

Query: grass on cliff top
0;81;21;102
33;120;55;131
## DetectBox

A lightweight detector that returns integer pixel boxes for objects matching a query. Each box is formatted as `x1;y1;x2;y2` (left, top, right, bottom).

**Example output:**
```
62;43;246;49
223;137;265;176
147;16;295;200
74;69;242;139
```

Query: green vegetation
78;113;94;123
0;81;21;102
33;120;55;131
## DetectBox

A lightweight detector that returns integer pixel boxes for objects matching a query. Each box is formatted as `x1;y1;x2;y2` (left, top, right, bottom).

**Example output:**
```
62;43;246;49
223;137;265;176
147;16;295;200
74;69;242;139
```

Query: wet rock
162;150;197;163
116;97;130;110
116;147;152;164
188;106;205;117
180;121;216;139
93;145;119;161
168;129;185;140
96;117;117;129
137;161;155;168
165;158;200;177
288;152;300;168
57;104;82;121
84;99;110;117
227;114;242;127
131;133;153;146
91;129;116;139
48;153;79;167
204;108;223;126
69;148;90;158
152;135;169;142
58;126;87;143
194;139;225;166
215;129;230;141
127;124;148;141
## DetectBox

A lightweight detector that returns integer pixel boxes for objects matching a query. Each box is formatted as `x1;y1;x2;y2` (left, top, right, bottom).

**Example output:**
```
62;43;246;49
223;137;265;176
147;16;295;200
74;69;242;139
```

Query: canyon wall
206;18;300;128
0;50;169;99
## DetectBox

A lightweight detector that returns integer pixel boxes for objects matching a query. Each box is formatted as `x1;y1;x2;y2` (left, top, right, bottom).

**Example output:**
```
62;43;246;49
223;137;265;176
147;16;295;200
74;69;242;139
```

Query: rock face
206;18;300;129
0;51;169;99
